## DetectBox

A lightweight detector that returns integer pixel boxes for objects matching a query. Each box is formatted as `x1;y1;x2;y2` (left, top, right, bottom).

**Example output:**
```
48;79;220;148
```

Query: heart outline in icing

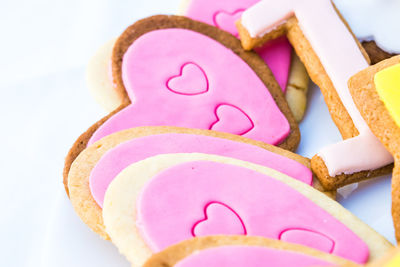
213;9;245;37
279;228;335;254
210;104;254;135
166;62;209;95
192;201;247;237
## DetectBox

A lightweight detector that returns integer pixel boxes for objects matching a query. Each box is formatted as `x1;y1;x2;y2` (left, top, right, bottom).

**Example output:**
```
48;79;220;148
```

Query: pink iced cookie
88;27;292;146
137;161;368;263
185;0;292;91
89;133;312;208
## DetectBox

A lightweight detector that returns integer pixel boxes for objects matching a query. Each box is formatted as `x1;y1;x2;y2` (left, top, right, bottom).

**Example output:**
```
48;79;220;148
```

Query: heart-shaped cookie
102;153;391;266
87;16;297;147
65;15;299;187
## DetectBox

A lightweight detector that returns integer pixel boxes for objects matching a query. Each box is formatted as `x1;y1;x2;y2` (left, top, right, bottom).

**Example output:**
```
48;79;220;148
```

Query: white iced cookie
103;153;391;267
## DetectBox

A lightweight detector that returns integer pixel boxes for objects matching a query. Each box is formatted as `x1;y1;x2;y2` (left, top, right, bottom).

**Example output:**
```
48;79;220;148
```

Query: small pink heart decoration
192;202;246;237
166;62;209;95
210;104;254;135
213;9;244;37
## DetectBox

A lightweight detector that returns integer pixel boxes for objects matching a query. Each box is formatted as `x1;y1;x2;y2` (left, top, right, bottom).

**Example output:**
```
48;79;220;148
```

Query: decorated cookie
143;236;358;267
102;153;391;266
334;0;399;64
179;0;310;122
67;126;333;239
236;0;394;190
86;16;299;147
66;15;300;189
349;56;400;241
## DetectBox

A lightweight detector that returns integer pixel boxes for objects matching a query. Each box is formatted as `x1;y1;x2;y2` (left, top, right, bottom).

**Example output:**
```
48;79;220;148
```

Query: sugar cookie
349;55;400;241
102;153;391;266
236;0;393;190
67;126;330;239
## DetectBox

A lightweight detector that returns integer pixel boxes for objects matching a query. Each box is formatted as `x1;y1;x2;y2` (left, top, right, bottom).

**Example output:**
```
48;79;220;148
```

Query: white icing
334;0;400;54
241;0;393;176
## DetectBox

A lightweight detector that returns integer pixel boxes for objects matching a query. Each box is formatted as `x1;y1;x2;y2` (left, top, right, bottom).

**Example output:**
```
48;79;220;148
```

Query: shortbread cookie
67;126;330;240
102;153;391;266
236;0;393;190
180;0;310;122
143;236;358;267
94;15;298;148
349;56;400;241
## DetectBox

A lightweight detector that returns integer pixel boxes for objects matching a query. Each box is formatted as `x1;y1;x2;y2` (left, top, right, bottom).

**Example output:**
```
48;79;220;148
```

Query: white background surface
0;0;395;266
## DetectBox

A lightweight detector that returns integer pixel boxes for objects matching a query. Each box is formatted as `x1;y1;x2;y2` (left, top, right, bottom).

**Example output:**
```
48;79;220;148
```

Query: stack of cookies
64;0;400;266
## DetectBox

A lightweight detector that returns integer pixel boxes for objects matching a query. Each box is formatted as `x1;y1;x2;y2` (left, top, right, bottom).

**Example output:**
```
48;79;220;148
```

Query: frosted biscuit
237;0;393;190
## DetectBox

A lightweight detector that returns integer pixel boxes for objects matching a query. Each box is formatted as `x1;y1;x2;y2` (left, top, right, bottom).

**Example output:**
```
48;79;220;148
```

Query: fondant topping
137;161;369;263
88;29;290;145
89;133;312;207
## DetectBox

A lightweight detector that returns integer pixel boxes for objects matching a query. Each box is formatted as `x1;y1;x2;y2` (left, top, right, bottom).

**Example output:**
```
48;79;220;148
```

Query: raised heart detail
166;62;209;95
210;104;254;135
213;9;245;37
192;202;246;237
280;229;335;253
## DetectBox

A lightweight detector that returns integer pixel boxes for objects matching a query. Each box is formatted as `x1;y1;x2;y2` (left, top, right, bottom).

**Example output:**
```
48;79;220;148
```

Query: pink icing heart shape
210;104;254;135
279;229;335;254
213;9;244;37
166;63;209;95
192;202;247;237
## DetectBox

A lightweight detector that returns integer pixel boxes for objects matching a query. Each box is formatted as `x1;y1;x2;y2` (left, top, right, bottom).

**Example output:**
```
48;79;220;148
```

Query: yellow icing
375;64;400;128
385;253;400;267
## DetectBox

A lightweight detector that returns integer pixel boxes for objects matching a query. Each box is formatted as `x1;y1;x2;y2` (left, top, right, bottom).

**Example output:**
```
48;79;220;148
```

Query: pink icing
137;161;369;263
185;0;292;92
88;29;290;145
89;133;312;207
241;0;393;175
174;246;334;267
